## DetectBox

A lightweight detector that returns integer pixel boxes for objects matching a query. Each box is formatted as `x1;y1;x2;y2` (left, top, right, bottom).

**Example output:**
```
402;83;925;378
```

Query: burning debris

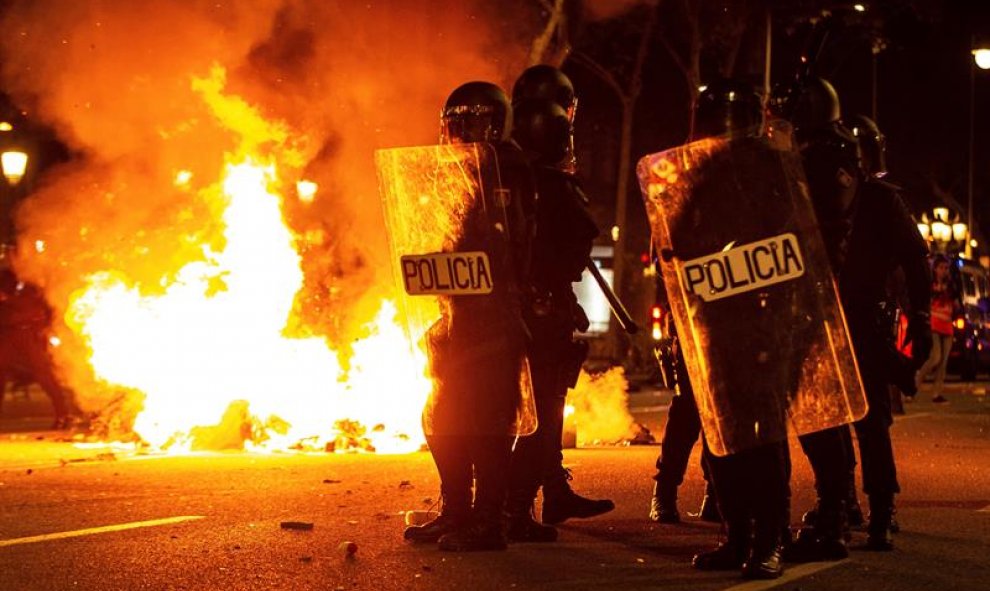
566;367;639;446
0;1;537;453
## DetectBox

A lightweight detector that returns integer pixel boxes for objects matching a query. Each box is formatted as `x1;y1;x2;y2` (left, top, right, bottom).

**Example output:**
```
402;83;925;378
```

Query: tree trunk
609;6;658;360
528;0;570;66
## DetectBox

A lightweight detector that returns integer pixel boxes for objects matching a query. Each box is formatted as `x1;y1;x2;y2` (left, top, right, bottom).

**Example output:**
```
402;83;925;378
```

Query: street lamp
918;208;968;253
1;150;28;185
967;41;990;258
974;48;990;71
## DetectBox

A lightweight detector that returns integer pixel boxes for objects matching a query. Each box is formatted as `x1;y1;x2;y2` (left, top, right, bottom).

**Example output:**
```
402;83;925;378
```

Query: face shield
858;132;888;178
439;105;499;145
799;128;861;223
560;96;578;173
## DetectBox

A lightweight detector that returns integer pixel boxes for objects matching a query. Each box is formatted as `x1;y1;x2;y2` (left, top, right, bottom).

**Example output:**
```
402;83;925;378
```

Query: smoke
568;367;637;445
0;0;538;415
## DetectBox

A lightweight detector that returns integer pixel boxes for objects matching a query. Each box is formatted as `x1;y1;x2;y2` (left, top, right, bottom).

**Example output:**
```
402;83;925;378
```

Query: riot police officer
402;81;535;552
648;78;769;526
505;65;614;542
793;78;931;552
685;79;791;580
846;113;887;179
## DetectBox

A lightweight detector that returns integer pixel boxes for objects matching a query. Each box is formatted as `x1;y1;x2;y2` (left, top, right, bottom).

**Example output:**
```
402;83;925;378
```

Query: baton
586;259;639;335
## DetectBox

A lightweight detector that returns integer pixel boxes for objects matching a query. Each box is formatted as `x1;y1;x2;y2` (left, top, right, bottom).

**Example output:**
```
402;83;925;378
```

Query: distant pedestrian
915;255;957;403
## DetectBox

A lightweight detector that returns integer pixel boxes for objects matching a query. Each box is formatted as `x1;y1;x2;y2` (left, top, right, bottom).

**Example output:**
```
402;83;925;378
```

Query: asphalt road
0;382;987;591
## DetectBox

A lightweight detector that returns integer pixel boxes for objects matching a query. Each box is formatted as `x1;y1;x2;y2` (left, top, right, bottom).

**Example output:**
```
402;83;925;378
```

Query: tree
527;0;578;66
568;1;658;358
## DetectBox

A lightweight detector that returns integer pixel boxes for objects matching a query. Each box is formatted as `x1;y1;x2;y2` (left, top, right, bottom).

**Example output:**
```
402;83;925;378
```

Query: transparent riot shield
636;122;867;456
376;142;536;437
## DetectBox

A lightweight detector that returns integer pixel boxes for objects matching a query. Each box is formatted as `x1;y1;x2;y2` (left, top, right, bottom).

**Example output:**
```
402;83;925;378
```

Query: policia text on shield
681;233;805;302
400;252;494;296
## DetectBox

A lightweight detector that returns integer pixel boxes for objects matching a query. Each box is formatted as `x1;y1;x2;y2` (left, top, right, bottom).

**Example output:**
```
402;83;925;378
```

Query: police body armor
525;167;597;387
376;142;537;437
637;121;867;456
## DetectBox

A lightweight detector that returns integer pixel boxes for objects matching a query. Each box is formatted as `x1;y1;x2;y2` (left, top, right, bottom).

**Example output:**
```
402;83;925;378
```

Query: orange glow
955;317;966;330
64;67;431;453
0;1;542;455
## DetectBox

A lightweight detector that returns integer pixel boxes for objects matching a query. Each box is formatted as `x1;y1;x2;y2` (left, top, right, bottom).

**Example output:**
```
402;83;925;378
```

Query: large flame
64;67;431;453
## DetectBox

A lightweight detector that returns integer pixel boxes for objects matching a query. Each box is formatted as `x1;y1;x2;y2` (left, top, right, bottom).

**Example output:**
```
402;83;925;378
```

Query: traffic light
642;251;657;277
651;305;663;341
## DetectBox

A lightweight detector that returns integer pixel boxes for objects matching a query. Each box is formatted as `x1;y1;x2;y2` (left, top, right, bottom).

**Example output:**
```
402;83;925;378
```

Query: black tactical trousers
707;439;790;532
797;425;855;505
853;356;900;497
509;362;568;504
427;433;515;515
652;375;711;489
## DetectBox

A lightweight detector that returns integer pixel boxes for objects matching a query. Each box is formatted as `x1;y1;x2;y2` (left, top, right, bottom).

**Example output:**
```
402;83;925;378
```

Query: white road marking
978;505;990;513
721;559;848;591
0;515;205;547
894;412;931;421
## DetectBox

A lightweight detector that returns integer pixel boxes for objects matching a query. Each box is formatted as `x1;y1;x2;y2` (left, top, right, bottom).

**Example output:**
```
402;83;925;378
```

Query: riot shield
376;142;536;437
636;122;867;456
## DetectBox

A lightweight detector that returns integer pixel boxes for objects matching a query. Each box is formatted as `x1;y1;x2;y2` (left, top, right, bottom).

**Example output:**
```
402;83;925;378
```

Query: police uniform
503;95;614;541
659;79;792;580
649;309;718;524
508;167;611;526
838;178;930;548
403;81;536;552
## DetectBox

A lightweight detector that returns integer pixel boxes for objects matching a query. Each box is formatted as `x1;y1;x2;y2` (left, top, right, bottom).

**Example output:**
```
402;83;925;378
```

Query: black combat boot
438;507;508;552
742;519;784;579
541;468;614;525
404;496;470;544
697;481;721;523
506;499;557;543
864;493;895;551
788;500;848;562
649;480;680;524
692;520;751;571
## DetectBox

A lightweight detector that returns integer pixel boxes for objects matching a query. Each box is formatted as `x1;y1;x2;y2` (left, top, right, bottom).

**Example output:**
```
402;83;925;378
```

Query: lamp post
918;208;968;254
967;42;990;258
0;122;30;246
1;150;28;185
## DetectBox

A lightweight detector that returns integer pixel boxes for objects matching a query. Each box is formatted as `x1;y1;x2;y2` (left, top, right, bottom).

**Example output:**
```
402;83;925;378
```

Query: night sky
567;0;990;260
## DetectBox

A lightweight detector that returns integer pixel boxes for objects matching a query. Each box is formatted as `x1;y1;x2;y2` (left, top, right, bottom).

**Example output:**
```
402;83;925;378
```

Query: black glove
903;311;933;369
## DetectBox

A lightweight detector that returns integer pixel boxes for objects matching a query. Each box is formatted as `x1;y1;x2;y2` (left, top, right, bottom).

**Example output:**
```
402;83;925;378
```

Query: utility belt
525;287;589;387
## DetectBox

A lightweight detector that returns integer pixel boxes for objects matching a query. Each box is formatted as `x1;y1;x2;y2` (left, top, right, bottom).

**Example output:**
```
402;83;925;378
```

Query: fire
63;67;431;453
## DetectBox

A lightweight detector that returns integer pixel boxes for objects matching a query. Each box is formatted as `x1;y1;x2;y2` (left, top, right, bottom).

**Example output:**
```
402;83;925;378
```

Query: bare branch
628;5;659;99
569;50;626;104
656;28;690;82
528;0;569;66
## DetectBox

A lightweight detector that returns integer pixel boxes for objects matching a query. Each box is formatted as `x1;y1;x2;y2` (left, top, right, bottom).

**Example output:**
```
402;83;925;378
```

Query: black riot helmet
440;81;512;145
799;121;861;219
512;98;571;166
845;114;887;178
692;78;765;140
790;77;841;138
511;65;577;122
